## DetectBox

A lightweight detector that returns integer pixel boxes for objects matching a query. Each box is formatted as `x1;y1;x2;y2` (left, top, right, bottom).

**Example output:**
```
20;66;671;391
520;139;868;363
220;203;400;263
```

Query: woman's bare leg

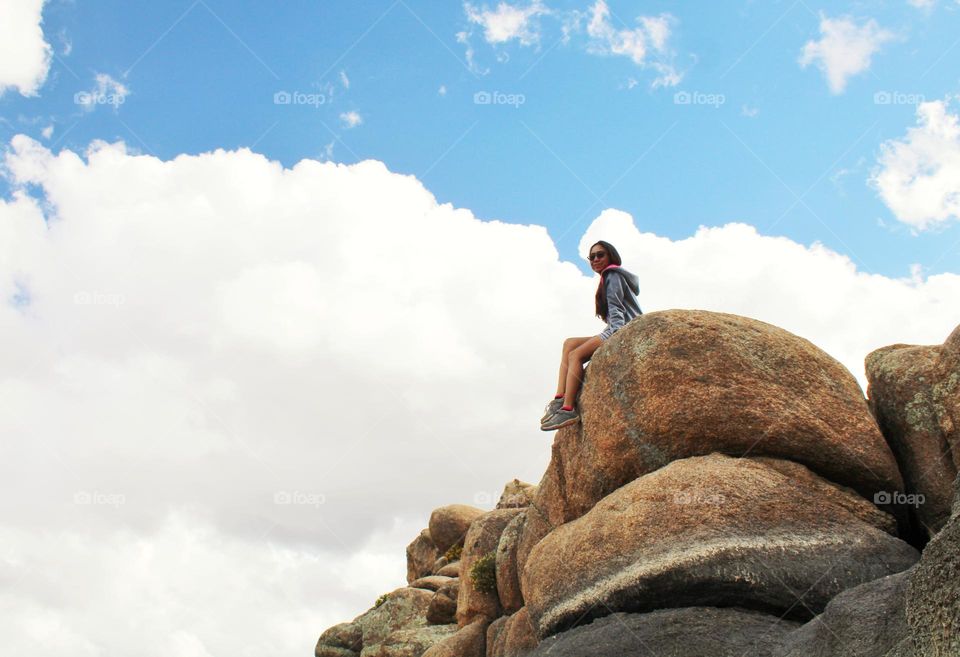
563;336;603;409
556;337;593;397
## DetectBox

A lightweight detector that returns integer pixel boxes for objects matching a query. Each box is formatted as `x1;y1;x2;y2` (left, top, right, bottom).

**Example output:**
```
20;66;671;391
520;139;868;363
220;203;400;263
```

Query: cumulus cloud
585;1;681;87
0;0;52;97
1;137;958;655
580;209;959;379
799;14;894;94
871;99;960;231
464;0;549;47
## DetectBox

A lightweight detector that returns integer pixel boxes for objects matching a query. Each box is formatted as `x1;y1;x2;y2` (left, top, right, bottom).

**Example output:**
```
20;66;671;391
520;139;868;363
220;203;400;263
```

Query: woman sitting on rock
541;240;642;431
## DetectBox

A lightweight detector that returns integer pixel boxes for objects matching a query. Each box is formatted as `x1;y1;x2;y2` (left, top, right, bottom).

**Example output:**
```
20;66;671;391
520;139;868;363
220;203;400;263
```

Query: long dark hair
592;240;622;321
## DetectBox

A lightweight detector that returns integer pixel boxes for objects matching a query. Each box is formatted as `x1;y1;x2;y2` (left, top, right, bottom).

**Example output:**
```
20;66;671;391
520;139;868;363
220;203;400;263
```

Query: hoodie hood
601;265;640;295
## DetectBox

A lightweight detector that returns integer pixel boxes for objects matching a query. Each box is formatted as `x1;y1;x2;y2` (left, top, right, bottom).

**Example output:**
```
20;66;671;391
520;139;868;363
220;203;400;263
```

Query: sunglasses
587;252;608;261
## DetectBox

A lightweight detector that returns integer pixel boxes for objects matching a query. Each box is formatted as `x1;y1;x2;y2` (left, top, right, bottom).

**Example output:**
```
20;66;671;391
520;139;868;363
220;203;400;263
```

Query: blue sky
3;0;960;278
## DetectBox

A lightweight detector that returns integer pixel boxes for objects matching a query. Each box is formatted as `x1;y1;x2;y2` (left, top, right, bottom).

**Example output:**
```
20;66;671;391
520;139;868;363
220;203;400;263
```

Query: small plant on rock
444;543;463;562
469;551;497;594
374;593;388;608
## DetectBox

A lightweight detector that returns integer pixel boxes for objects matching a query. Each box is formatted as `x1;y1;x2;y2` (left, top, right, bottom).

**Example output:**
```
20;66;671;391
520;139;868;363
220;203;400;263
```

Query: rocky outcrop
496;480;536;509
429;505;484;555
315;588;435;657
373;626;458;657
527;607;800;657
316;313;959;657
522;454;916;637
778;475;960;657
457;508;522;627
426;580;459;625
421;619;486;657
406;530;439;584
535;310;902;528
435;562;459;578
409;576;453;592
906;477;960;657
317;622;363;656
494;512;526;615
779;571;914;657
486;607;538;657
867;327;960;538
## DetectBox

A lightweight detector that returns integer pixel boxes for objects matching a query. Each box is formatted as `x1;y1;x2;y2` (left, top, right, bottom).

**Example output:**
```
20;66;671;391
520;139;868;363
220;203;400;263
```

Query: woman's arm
599;274;627;341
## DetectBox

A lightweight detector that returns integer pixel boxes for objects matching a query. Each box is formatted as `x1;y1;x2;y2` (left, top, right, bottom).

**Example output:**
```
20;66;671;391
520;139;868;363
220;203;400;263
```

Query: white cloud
799;14;894;94
458;1;684;87
75;73;130;112
57;27;72;56
438;84;448;96
741;104;760;118
0;0;52;97
456;30;487;75
41;125;54;139
585;1;682;87
871;99;960;231
579;209;959;383
339;70;350;89
1;137;957;656
339;111;363;128
464;0;549;47
907;0;936;8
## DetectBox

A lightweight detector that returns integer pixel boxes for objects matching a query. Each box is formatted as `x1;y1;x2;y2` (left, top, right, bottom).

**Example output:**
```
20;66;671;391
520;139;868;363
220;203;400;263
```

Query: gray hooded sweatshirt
598;266;642;341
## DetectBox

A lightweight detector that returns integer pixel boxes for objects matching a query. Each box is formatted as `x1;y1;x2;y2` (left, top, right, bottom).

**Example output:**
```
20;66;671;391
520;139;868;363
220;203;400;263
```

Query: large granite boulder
486;607;539;657
867;326;960;538
426;580;459;625
457;508;523;627
316;588;434;657
778;571;915;657
533;310;903;529
356;588;434;657
421;619;487;657
906;475;960;657
316;622;363;657
527;607;800;657
429;505;485;555
522;454;917;638
372;625;458;657
409;575;453;592
406;529;439;584
496;479;536;509
495;511;526;615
